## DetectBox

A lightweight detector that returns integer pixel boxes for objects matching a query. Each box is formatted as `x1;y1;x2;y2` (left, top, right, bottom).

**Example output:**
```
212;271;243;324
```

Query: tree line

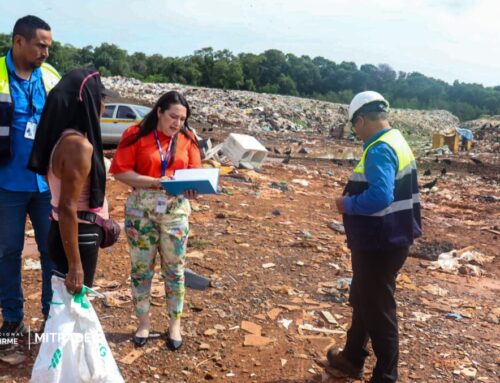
1;33;499;121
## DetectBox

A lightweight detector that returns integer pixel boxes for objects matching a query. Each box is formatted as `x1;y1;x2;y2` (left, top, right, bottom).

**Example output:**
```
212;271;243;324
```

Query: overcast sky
1;0;498;87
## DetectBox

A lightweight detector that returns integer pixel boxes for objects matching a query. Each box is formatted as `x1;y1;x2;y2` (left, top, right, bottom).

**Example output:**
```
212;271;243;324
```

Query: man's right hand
65;266;84;294
335;196;346;214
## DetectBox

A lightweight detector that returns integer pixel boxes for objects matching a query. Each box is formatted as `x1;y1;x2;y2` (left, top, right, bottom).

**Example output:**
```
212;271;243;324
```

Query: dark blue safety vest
342;129;422;251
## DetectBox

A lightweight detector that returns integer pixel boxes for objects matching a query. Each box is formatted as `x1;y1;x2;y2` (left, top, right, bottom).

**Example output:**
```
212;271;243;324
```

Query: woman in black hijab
29;68;116;293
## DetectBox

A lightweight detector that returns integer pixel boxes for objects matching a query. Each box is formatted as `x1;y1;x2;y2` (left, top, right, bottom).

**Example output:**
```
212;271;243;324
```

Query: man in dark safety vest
0;15;60;342
325;91;422;383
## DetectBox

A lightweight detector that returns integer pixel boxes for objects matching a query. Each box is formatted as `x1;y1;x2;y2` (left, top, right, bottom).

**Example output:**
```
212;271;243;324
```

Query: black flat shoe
132;331;161;347
132;335;148;347
166;334;183;351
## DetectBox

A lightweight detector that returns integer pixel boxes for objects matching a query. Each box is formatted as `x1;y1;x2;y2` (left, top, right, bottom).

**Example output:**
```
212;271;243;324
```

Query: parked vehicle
100;103;151;145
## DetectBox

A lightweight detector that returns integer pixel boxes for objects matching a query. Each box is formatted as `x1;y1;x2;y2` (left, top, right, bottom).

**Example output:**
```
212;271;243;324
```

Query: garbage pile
390;108;460;135
102;76;460;136
460;118;500;153
102;76;346;134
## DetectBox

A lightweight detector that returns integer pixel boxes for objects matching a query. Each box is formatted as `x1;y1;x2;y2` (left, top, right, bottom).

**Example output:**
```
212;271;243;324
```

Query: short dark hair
359;111;388;122
12;15;51;42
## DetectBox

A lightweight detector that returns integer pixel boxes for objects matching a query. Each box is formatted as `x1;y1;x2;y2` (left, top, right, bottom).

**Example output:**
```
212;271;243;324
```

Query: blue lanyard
153;130;174;177
11;73;36;117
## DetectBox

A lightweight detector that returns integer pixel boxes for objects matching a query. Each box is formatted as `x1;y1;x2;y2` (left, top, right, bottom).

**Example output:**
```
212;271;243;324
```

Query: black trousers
343;246;409;383
48;221;103;287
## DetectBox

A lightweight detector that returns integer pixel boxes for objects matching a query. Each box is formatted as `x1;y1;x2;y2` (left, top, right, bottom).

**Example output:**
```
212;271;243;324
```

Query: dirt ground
1;130;498;383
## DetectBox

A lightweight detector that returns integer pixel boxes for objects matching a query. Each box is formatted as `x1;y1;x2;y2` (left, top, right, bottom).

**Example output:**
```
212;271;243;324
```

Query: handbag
76;211;121;248
51;206;121;248
93;214;121;248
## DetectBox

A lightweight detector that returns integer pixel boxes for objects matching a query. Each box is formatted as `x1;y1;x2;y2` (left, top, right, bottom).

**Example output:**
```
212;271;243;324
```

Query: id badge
24;120;38;140
155;197;168;214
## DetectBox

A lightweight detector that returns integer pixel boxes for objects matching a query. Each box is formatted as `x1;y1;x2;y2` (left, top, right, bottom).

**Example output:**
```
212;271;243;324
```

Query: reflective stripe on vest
346;129;417;217
0;57;12;103
40;62;61;91
0;56;61;99
0;56;60;135
370;193;420;217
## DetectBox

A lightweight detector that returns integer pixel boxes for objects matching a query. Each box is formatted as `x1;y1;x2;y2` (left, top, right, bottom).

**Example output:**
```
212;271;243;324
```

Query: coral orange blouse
110;125;201;177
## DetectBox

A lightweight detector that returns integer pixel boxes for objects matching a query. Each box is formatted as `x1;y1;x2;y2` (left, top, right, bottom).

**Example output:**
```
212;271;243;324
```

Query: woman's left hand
184;189;198;199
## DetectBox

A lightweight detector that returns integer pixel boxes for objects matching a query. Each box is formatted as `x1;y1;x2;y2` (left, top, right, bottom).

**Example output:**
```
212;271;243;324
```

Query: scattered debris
23;258;41;270
267;308;283;320
204;329;218;336
292;179;309;187
445;312;463;321
321;311;338;325
241;321;262;336
198;343;210;351
120;349;144;365
0;352;26;365
243;335;273;347
279;318;293;329
327;220;345;234
262;263;276;269
429;248;494;275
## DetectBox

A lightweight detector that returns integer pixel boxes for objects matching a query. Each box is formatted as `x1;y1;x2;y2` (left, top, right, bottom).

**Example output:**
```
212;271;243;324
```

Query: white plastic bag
31;276;124;383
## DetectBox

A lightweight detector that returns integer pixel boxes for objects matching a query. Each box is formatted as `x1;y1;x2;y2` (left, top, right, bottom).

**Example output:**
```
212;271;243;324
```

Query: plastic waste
31;276;124;383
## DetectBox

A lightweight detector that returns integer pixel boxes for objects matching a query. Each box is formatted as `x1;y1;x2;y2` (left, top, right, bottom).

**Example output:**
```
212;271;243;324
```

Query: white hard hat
348;91;389;122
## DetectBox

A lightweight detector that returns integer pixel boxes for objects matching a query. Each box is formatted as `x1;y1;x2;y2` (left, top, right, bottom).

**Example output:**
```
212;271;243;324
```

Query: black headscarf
28;68;106;209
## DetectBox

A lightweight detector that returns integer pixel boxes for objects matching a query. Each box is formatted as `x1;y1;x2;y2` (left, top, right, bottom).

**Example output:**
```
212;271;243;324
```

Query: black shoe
132;334;148;347
166;332;183;351
132;331;161;347
0;321;26;339
325;348;364;379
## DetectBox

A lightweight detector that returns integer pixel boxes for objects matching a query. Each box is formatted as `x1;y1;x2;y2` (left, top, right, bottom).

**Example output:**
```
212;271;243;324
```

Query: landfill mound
102;76;460;136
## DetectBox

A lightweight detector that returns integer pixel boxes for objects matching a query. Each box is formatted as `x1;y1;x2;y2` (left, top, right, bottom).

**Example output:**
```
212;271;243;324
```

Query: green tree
93;43;129;76
260;49;287;87
277;74;298;95
2;31;499;120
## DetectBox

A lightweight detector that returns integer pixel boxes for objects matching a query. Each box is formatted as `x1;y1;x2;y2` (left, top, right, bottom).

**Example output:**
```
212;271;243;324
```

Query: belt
51;205;106;225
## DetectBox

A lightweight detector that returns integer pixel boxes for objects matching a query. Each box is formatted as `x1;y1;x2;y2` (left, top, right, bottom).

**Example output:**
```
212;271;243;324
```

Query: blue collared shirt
343;128;398;215
0;50;48;192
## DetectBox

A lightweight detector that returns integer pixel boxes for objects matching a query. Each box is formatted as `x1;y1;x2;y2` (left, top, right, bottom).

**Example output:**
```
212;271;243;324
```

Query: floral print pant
125;189;191;319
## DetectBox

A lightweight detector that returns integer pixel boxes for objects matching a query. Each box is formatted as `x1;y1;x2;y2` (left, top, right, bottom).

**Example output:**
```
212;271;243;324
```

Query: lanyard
12;75;36;117
153;130;174;177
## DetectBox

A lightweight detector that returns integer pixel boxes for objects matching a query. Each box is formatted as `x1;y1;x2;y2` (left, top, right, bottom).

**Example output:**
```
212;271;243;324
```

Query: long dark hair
121;91;198;167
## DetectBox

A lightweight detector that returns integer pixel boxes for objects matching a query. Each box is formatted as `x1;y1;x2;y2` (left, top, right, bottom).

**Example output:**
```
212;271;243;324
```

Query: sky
1;0;499;87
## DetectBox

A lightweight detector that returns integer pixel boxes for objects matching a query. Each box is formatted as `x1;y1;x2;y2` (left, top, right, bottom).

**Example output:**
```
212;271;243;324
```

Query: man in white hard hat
325;91;422;382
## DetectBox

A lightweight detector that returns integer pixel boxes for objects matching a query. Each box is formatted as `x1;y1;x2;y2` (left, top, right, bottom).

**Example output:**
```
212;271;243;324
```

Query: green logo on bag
72;286;90;309
49;348;62;370
99;344;107;358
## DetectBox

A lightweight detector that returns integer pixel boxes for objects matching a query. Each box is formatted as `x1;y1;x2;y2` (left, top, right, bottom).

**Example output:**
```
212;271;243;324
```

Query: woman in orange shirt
110;91;201;350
